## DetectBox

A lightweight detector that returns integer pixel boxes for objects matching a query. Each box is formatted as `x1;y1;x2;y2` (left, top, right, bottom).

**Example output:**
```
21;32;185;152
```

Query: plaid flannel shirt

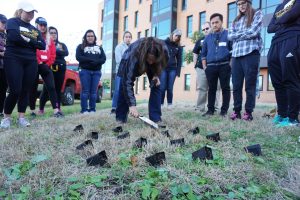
228;9;263;58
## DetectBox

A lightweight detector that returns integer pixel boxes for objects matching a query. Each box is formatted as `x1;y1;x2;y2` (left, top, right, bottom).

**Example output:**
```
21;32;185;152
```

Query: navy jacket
201;29;232;64
117;38;169;107
164;38;183;77
5;17;45;60
76;44;106;71
268;0;300;42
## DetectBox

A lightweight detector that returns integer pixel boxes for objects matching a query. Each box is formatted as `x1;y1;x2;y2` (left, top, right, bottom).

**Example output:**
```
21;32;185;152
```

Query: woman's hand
129;106;139;118
152;76;160;86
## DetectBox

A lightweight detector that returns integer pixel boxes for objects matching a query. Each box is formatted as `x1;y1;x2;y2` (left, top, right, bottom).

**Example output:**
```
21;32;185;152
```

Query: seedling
117;131;130;139
170;138;185;146
76;140;93;150
73;124;84;132
188;127;200;134
206;132;220;142
161;130;170;137
244;144;262;156
134;137;147;148
86;150;108;166
113;126;123;133
192;146;213;160
146;152;166;166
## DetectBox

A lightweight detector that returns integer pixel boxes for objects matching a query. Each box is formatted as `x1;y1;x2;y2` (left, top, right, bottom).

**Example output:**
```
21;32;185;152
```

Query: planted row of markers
73;124;262;167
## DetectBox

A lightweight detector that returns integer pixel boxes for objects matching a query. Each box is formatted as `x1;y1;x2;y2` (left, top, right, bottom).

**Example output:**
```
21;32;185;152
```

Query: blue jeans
111;75;121;109
79;69;101;112
160;69;177;105
116;77;162;123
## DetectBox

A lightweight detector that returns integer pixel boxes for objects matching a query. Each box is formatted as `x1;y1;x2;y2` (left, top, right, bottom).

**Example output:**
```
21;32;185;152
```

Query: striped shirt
228;10;263;58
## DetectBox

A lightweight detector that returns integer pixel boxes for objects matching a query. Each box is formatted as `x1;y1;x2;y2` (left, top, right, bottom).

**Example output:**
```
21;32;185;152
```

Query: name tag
41;55;48;60
219;42;227;47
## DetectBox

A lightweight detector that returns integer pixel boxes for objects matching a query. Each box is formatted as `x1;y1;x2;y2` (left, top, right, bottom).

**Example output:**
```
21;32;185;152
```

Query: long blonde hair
14;9;22;18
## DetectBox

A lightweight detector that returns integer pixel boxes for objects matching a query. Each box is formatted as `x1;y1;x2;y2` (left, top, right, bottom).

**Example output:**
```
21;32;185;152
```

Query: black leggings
29;64;58;110
0;68;8;113
40;68;65;110
3;57;38;114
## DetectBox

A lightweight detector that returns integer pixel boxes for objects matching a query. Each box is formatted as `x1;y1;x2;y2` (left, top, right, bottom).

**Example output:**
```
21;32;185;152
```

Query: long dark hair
135;37;167;75
233;2;256;27
49;26;58;43
81;29;97;49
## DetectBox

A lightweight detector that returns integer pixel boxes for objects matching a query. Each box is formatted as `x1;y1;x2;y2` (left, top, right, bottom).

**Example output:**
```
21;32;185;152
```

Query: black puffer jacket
117;38;169;106
164;37;183;77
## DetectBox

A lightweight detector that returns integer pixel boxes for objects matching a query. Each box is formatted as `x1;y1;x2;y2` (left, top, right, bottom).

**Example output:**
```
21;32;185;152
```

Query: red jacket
36;35;56;66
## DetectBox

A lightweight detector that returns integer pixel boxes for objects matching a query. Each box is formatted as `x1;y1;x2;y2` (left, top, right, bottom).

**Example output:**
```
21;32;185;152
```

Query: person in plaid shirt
228;0;263;121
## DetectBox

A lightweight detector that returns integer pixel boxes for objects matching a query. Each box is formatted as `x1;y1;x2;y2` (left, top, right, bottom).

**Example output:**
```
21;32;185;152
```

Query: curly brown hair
135;37;167;76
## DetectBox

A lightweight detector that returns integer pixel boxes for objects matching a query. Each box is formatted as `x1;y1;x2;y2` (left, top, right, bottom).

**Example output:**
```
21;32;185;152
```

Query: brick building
98;0;281;103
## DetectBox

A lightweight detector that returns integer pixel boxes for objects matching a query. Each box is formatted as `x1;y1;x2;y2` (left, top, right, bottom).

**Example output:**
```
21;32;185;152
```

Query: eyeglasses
49;32;57;34
237;1;247;6
202;27;209;31
87;35;95;38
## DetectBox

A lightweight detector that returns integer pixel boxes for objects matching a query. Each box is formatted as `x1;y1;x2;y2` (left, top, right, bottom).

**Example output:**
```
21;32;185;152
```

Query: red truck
60;64;103;105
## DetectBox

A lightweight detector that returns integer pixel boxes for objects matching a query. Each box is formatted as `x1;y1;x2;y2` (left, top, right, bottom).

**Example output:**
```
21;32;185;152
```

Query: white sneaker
18;118;31;127
0;117;11;129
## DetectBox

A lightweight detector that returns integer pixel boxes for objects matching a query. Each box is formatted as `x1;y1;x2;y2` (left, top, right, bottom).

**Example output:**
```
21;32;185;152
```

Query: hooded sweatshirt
36;33;56;66
76;43;106;71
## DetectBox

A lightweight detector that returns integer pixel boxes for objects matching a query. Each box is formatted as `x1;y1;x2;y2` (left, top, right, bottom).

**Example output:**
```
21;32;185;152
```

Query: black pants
268;35;300;121
205;64;231;113
40;67;65;110
3;57;38;114
232;50;260;113
29;64;58;110
0;68;8;113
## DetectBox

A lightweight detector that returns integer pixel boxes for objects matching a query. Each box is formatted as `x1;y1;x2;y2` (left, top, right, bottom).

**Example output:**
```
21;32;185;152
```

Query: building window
125;0;129;11
100;27;103;40
267;74;274;91
150;4;152;22
137;31;141;39
187;15;193;37
101;9;104;22
199;11;206;32
139;0;142;3
124;16;128;31
143;76;147;90
227;2;237;28
259;75;263;91
145;29;149;37
135;78;139;94
184;74;191;91
135;11;139;28
252;0;260;9
182;0;187;10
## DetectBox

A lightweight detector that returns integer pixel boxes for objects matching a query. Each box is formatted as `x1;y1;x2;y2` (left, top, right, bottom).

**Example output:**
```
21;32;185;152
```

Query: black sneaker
30;112;37;117
202;110;214;117
111;109;116;114
220;111;227;117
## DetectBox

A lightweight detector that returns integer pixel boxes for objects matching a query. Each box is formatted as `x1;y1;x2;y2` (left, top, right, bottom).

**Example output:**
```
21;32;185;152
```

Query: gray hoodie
114;42;129;73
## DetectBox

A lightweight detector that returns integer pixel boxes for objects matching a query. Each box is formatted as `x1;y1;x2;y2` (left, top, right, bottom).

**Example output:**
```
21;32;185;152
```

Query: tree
184;31;205;64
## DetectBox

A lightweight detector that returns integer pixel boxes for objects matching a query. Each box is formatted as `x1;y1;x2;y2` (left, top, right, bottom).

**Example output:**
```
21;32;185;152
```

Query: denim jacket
201;29;232;64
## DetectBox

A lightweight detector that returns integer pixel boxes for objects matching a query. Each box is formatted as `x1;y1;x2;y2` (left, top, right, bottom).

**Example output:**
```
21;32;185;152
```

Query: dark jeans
160;69;177;105
205;64;231;113
116;77;162;123
111;75;121;109
79;69;101;112
4;57;38;114
40;68;66;110
268;35;300;120
0;68;7;113
29;64;58;110
232;50;260;113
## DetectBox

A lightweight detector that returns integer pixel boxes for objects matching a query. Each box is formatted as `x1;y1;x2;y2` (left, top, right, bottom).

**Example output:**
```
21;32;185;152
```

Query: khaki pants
196;68;221;111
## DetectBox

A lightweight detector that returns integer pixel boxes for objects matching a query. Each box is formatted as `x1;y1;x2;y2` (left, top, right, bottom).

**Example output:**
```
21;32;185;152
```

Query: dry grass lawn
0;103;299;200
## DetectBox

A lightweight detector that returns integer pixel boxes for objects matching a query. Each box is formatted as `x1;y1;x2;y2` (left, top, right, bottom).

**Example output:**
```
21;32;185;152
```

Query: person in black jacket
0;2;46;128
40;26;69;113
268;0;300;127
160;29;183;108
116;37;169;123
0;14;7;118
76;29;106;113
